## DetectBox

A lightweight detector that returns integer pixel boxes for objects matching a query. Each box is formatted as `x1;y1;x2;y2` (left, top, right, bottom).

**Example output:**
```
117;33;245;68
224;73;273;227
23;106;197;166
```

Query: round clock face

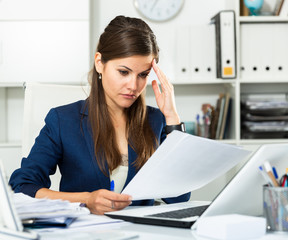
134;0;185;22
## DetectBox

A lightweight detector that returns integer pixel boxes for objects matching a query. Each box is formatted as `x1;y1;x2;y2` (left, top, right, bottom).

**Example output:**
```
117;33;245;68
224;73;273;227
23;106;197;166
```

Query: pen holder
263;186;288;232
184;121;196;135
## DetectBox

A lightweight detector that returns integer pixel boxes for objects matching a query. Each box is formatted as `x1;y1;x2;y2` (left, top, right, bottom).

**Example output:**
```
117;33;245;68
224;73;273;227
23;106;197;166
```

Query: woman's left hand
152;59;180;125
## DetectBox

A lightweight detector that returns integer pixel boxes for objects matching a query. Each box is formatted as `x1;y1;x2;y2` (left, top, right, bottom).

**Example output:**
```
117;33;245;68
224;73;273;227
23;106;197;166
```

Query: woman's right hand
85;189;132;215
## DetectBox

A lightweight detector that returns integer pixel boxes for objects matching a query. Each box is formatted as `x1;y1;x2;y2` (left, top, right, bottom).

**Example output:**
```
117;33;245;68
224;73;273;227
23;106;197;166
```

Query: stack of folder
241;93;288;139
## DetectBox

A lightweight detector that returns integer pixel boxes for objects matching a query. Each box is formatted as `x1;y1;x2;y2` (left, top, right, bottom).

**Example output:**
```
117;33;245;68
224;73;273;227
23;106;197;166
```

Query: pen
272;166;278;180
283;168;288;187
258;166;273;187
110;180;115;192
280;175;287;187
263;162;279;187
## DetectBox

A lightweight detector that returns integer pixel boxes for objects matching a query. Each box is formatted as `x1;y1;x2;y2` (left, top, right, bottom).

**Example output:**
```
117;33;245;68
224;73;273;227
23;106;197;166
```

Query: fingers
107;191;132;202
87;189;132;215
100;198;130;213
152;59;173;93
106;192;132;210
102;191;132;208
152;80;161;99
110;198;131;210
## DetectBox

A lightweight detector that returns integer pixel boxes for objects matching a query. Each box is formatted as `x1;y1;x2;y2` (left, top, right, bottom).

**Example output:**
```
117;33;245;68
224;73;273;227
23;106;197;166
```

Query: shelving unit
169;1;288;200
165;0;288;151
0;0;90;176
0;83;24;146
236;1;288;148
237;2;288;146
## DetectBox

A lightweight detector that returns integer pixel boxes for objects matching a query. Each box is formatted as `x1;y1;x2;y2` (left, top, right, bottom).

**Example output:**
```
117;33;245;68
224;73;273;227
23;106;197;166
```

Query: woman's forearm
35;188;91;204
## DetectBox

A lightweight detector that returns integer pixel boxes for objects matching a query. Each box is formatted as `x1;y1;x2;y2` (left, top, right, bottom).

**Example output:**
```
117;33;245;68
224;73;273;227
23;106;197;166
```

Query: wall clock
134;0;185;22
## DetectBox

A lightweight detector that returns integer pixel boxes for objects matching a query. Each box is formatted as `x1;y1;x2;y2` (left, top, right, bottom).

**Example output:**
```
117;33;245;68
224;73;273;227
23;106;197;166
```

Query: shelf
239;139;288;145
0;82;24;87
0;142;22;148
239;78;288;83
218;139;237;145
170;79;236;85
239;16;288;23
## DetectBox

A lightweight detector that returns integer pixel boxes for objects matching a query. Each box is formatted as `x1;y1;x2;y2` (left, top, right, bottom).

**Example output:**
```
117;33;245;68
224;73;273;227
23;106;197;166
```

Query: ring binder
211;10;237;79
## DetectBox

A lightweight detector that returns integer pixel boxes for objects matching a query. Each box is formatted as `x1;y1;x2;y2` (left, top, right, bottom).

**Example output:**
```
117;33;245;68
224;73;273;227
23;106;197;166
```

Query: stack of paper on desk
13;193;90;228
122;131;251;200
13;193;90;219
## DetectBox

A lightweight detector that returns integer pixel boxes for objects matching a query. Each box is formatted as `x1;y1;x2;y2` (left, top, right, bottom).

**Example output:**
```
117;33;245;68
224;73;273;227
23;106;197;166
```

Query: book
216;93;226;139
219;93;231;140
210;94;224;139
279;0;288;16
223;98;232;139
276;0;285;15
240;0;249;16
209;102;219;140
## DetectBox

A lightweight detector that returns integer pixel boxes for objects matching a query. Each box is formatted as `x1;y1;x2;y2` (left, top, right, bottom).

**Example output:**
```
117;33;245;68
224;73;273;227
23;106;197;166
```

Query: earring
98;73;102;80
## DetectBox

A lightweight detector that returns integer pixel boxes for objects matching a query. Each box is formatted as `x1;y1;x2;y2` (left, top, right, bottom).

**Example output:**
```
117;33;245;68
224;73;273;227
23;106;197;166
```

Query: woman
9;16;190;215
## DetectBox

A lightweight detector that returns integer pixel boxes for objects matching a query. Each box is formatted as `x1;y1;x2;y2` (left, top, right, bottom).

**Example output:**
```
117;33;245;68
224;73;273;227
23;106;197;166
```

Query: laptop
0;160;39;239
106;143;288;229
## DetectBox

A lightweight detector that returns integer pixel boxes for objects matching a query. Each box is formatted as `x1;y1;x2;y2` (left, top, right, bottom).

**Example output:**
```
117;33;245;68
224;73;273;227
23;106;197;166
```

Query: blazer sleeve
162;192;191;204
9;108;62;197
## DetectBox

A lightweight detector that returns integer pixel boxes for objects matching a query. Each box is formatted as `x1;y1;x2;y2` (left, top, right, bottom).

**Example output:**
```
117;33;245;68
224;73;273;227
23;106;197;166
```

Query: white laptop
106;143;288;229
0;160;39;239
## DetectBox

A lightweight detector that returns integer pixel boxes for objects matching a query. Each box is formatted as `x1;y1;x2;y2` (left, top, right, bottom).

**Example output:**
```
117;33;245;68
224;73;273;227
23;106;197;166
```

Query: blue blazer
9;100;190;206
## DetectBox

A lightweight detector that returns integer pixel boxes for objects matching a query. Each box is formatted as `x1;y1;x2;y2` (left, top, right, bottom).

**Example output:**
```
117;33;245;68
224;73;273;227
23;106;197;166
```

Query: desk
117;224;288;240
38;221;288;240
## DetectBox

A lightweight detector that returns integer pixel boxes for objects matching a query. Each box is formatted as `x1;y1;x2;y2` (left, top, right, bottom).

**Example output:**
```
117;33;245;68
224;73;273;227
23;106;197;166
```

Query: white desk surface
39;221;288;240
118;223;288;240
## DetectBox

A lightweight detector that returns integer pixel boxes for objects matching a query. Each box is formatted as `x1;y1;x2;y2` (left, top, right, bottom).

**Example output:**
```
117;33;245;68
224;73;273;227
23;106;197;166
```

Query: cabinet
0;0;90;176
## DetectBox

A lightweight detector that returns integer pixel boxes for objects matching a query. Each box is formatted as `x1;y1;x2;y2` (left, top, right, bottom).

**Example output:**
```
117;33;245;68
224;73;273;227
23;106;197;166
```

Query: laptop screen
0;160;39;239
198;143;288;220
0;160;23;232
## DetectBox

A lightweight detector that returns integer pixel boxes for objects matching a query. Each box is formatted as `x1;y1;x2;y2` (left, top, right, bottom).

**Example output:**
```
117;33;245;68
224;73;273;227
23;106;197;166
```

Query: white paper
196;214;266;240
13;193;90;219
122;131;251;200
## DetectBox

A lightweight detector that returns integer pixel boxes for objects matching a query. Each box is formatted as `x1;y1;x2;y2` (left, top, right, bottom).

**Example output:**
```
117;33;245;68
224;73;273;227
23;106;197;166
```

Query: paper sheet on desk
122;131;251;200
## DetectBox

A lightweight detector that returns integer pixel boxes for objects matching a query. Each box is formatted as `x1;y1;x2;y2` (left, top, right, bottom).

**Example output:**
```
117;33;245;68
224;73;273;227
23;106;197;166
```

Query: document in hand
122;131;251;200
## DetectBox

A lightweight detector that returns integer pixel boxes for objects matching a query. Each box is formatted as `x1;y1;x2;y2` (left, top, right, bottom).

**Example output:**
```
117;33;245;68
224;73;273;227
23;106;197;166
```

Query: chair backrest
22;82;89;190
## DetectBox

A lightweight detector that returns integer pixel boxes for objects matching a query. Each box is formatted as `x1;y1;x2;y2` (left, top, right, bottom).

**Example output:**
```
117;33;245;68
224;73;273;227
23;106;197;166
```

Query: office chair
22;82;89;190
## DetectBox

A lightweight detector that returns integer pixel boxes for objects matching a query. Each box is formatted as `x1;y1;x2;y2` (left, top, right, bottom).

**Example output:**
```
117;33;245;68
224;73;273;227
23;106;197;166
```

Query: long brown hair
88;16;160;175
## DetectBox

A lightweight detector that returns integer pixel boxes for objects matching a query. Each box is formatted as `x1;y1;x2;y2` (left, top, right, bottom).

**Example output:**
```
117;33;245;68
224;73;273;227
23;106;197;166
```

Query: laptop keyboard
146;205;209;219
